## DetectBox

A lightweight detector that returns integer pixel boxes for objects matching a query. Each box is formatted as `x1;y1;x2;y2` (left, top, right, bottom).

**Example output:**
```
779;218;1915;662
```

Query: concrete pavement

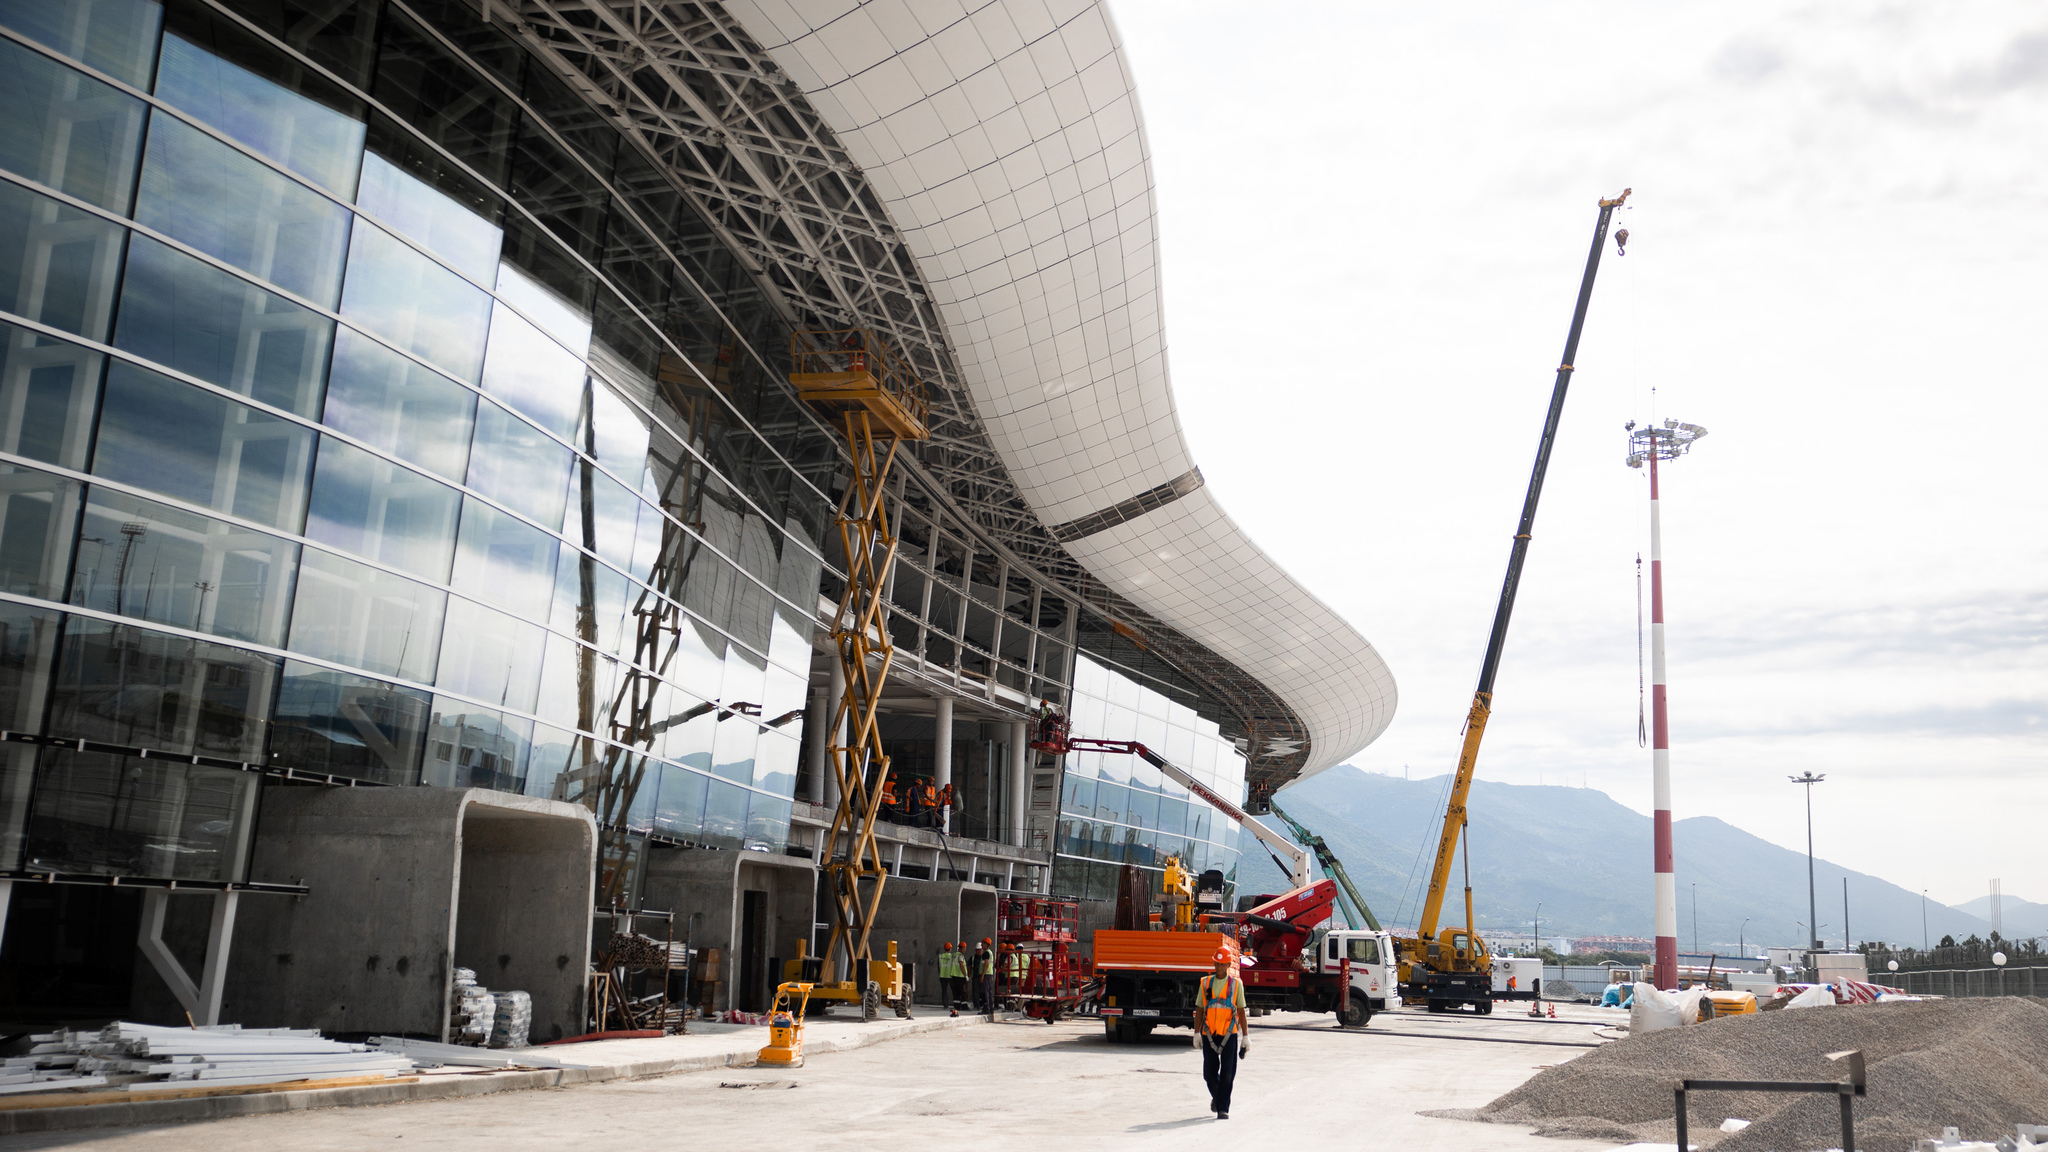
5;1005;1629;1151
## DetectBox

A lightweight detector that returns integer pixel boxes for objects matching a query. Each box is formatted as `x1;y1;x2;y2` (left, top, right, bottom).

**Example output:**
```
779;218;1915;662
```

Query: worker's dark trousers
983;975;996;1013
1201;1033;1239;1114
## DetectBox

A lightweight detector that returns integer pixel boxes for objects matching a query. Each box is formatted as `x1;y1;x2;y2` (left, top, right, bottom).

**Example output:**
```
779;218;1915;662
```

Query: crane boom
1063;738;1311;890
1415;188;1631;941
1267;802;1381;931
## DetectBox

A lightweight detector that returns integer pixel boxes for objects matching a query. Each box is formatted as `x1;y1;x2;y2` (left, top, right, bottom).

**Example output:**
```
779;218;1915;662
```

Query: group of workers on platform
878;770;954;829
935;939;1034;1018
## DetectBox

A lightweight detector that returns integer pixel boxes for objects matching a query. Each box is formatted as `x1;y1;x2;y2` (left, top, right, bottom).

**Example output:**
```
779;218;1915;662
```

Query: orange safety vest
1201;974;1241;1036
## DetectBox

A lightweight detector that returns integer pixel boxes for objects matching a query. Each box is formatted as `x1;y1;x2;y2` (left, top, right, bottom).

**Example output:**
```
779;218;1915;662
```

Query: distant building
1574;936;1655;954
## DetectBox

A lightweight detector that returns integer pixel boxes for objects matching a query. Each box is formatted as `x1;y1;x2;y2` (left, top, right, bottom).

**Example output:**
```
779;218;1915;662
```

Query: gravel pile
1426;997;2048;1150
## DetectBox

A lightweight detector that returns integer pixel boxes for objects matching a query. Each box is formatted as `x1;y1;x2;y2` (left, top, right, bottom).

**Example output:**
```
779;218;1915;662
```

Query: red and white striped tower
1628;419;1706;991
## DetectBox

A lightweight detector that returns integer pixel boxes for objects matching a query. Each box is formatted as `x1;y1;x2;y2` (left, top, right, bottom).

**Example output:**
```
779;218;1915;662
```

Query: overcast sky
1108;0;2047;912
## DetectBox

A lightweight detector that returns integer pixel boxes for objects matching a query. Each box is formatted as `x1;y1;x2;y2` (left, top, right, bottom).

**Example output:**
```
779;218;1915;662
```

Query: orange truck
1096;928;1238;1043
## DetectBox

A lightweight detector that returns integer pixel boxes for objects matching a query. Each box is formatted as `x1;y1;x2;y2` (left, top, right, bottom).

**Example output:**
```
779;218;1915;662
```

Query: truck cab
1318;929;1399;1021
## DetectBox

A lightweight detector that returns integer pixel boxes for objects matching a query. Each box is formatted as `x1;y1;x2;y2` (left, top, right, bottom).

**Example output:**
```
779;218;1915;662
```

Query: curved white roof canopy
726;0;1395;776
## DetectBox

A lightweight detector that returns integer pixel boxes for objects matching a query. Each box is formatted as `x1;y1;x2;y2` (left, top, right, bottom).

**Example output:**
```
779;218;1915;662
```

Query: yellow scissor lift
783;330;929;1020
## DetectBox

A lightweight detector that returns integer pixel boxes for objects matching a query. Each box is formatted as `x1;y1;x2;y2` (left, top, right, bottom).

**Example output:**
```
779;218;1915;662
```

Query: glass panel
449;496;557;620
0;38;148;212
113;235;332;416
368;8;515;189
24;749;256;881
301;434;460;582
155;3;366;194
546;545;627;657
0;0;163;89
287;546;442;681
709;713;755;786
464;398;570;530
495;263;591;365
0;180;126;341
320;328;473;482
701;779;747;848
207;0;381;90
523;721;577;801
0;599;59;729
532;630;615;734
0;466;80;600
585;375;648;489
650;763;706;840
354;148;499;283
48;617;279;757
560;464;645;582
0;318;103;470
268;659;428;785
478;304;581;441
754;730;798;798
93;360;315;532
135;114;351;305
745;792;790;849
422;700;530;793
434;595;545;712
72;485;296;645
336;220;490;382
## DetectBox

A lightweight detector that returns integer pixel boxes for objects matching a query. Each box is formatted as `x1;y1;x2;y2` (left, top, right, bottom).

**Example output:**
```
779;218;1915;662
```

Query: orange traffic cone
1547;1002;1557;1018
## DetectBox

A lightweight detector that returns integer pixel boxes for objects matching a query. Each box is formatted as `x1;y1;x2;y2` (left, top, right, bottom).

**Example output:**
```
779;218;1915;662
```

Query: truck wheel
1426;1000;1447;1014
1476;999;1493;1015
1340;998;1370;1028
1104;1019;1121;1042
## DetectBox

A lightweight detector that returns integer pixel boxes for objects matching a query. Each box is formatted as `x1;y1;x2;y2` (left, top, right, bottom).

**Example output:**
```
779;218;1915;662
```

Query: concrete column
933;696;954;834
824;658;846;813
1008;720;1030;848
803;688;828;805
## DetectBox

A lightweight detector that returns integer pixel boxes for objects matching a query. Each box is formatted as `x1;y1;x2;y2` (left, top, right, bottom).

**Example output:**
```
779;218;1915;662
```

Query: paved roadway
13;1005;1632;1151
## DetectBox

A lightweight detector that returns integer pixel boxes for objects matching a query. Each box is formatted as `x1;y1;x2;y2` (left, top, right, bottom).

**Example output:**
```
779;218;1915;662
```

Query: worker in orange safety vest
1199;945;1249;1120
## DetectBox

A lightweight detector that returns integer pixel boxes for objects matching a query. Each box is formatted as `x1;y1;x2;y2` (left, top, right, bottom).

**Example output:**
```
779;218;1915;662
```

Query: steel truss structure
487;0;1317;797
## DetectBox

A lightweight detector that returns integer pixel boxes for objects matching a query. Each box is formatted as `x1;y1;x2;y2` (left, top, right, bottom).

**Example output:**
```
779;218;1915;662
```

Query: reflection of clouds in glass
155;34;365;195
302;435;460;582
355;152;501;282
136;117;352;307
436;596;545;712
288;547;445;682
465;399;570;530
338;222;491;382
449;497;559;620
496;263;591;357
321;329;476;483
587;379;649;487
479;302;582;439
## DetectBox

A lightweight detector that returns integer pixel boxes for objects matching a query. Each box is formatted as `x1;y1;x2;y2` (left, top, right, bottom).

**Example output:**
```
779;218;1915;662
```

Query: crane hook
1615;228;1630;257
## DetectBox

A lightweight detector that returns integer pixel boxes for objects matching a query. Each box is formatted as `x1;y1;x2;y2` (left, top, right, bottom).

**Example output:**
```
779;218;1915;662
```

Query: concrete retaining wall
228;787;595;1041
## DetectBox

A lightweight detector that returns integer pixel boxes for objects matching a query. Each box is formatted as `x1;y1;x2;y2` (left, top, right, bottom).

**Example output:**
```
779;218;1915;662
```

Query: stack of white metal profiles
15;1023;414;1093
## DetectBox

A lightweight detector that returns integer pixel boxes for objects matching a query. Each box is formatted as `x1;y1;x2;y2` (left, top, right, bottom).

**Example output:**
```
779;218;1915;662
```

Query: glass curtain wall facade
0;0;1259;911
1052;654;1247;903
0;0;864;881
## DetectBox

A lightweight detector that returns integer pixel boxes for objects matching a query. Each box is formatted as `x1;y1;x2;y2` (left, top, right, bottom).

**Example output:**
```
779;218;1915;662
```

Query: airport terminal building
0;0;1393;1032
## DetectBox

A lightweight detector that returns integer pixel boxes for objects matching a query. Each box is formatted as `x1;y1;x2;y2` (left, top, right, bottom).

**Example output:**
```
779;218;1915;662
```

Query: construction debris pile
1431;997;2048;1150
11;1023;414;1095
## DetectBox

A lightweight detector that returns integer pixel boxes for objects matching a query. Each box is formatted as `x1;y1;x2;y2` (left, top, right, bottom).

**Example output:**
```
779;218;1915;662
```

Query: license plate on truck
1133;1009;1160;1017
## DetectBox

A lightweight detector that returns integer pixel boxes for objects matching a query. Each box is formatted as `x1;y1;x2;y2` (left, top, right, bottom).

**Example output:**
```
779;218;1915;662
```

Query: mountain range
1258;765;2005;951
1952;894;2048;939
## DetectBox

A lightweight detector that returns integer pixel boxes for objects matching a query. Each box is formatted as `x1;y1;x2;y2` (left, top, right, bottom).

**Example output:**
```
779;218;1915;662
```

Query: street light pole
1790;772;1826;957
1921;889;1929;952
1740;917;1750;960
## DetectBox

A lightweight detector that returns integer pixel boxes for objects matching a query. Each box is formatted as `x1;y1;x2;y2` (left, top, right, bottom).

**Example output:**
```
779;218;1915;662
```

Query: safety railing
789;328;931;437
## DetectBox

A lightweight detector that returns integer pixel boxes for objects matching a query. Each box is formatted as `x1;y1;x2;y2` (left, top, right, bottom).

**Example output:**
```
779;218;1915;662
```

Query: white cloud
1109;0;2048;906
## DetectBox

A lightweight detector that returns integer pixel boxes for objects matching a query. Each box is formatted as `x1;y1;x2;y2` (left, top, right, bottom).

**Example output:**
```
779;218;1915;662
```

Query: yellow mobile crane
1395;189;1631;1014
